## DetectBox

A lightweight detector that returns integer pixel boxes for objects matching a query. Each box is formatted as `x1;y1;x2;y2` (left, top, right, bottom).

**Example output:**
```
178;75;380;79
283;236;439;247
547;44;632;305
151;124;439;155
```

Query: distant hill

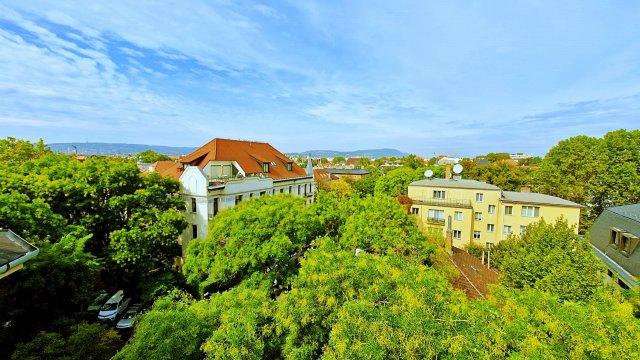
48;143;197;156
293;148;408;159
48;143;408;159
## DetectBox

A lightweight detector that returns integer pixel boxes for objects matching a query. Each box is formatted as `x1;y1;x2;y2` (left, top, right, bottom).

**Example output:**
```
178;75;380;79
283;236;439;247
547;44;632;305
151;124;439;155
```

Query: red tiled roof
152;161;182;181
313;168;330;180
449;247;500;299
345;157;360;166
180;139;307;180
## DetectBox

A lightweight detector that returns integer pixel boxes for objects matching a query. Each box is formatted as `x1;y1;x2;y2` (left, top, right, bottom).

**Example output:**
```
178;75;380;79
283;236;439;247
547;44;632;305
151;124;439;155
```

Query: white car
98;290;130;322
115;303;143;329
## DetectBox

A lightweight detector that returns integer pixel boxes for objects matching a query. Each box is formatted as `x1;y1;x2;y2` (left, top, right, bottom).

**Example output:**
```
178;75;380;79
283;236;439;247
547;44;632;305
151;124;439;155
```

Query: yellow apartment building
408;178;582;248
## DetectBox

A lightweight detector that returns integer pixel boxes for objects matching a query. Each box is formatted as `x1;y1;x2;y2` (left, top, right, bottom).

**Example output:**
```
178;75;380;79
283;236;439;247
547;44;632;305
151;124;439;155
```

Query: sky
1;1;639;157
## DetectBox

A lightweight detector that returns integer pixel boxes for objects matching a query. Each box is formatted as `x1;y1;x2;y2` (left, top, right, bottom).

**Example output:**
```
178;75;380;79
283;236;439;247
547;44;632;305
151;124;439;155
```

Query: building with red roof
177;139;314;256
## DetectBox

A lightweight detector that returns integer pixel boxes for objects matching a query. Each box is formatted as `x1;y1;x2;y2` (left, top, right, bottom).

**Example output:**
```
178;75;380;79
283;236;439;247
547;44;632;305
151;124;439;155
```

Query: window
621;233;631;254
476;193;484;202
260;191;266;197
289;186;292;193
609;228;620;248
249;193;253;199
433;190;446;199
263;162;269;172
488;205;496;214
521;206;540;217
235;195;242;205
474;231;481;240
298;185;301;194
287;162;292;171
191;198;196;213
607;269;614;278
520;225;527;234
454;211;463;221
487;224;495;233
213;198;219;216
192;224;198;239
503;225;512;234
618;278;630;290
475;212;482;221
280;188;284;193
428;209;445;224
505;206;513;215
411;207;419;215
453;230;462;239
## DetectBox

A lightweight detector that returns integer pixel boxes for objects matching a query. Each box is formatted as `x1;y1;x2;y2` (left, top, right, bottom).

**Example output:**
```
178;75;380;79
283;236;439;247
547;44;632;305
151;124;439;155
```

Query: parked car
87;291;109;314
115;303;143;329
98;290;130;322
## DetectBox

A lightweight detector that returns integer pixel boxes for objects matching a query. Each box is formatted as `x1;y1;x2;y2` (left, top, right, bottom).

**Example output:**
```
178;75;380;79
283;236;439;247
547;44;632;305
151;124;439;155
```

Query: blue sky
1;1;639;157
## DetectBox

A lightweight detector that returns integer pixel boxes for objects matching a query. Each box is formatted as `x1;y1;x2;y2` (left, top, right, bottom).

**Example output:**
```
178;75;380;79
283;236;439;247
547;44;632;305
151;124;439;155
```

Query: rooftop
607;204;640;223
0;229;39;276
409;178;501;191
502;191;582;208
181;138;308;181
325;168;371;175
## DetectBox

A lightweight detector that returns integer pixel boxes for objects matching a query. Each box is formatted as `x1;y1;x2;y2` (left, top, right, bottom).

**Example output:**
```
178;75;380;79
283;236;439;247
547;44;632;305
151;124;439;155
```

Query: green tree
0;192;67;244
332;156;346;163
499;219;604;302
466;161;530;191
374;167;426;197
0;137;49;163
351;172;381;197
485;152;511;162
401;154;424;169
183;195;321;293
137;149;171;163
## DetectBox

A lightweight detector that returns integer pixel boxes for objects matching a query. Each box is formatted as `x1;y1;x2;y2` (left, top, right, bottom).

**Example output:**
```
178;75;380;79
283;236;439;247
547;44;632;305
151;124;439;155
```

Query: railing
426;217;446;226
413;198;472;209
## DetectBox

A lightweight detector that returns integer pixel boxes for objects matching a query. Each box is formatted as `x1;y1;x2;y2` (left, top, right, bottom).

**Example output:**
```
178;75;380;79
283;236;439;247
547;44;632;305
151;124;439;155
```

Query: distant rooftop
502;191;582;208
325;168;371;175
409;178;501;191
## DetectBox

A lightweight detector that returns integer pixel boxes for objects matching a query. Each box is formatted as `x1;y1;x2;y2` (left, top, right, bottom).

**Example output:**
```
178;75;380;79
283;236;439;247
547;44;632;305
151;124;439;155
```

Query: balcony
412;198;472;209
426;217;446;226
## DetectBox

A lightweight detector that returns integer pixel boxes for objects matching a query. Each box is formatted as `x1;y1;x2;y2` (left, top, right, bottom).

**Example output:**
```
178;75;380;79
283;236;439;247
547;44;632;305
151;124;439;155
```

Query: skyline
1;1;639;157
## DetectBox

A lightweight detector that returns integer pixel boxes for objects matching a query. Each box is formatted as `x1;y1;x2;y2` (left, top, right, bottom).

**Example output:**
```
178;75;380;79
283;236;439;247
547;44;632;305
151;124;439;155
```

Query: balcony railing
426;217;446;226
412;198;472;209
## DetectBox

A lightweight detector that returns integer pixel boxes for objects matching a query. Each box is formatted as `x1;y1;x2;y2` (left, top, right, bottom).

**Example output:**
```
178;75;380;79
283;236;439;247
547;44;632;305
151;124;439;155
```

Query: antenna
424;170;433;178
453;164;463;174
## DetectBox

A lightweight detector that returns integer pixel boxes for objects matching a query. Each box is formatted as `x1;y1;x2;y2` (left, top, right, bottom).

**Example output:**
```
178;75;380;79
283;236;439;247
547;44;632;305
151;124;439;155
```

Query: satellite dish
453;164;463;174
424;170;433;178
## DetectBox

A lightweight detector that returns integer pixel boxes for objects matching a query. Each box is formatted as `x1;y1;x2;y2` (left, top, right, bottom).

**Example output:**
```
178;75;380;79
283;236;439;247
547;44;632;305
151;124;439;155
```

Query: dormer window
263;162;269;172
287;162;292;171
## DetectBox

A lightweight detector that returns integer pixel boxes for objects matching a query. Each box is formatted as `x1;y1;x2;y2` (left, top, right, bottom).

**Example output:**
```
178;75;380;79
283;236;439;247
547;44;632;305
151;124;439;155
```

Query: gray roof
409;178;500;191
325;168;371;175
590;205;640;279
608;204;640;223
501;191;582;208
0;229;39;272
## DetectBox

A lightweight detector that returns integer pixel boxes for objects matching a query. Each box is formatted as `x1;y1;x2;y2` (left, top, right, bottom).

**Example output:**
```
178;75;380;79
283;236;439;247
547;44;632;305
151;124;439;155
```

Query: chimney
445;164;452;180
520;186;531;193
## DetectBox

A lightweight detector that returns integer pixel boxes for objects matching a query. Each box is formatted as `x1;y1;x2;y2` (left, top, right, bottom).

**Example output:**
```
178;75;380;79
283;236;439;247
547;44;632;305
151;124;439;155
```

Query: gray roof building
410;178;501;191
502;191;582;208
590;204;640;288
0;229;39;279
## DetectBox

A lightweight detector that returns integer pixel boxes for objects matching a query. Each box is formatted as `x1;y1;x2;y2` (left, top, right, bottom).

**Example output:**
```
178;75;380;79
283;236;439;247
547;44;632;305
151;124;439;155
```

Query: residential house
178;138;314;255
590;204;640;289
408;177;581;248
437;156;462;165
0;229;39;280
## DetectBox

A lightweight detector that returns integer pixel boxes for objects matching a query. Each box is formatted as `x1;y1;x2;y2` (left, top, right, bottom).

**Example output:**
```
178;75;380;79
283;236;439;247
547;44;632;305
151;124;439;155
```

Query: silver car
116;303;143;329
98;290;130;322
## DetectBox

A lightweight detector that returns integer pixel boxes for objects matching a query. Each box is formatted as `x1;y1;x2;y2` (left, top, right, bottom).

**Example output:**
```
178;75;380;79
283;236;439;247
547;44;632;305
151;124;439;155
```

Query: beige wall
409;184;580;248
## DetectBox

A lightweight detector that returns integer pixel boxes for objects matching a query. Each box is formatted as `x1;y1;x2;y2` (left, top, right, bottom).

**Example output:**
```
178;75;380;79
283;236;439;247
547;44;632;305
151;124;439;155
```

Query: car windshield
100;303;118;311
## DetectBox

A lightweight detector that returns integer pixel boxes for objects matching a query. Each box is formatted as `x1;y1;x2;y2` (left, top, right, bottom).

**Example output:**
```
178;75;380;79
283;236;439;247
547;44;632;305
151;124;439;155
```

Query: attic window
287;162;292;171
609;228;620;248
620;232;639;256
270;161;277;166
263;162;269;172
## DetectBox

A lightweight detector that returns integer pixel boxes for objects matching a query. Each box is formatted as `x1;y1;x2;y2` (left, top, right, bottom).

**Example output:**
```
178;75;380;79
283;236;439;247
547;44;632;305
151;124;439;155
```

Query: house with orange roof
178;138;314;255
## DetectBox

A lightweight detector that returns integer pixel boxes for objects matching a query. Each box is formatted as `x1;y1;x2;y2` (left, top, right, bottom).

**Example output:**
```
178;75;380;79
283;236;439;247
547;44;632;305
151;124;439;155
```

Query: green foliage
484;152;511;162
351;172;380;197
374;167;426;197
0;137;49;164
0;192;67;244
0;229;100;357
332;156;346;163
499;219;604;302
534;129;640;231
465;161;530;191
137;149;171;163
14;322;124;360
401;154;424;169
183;195;322;293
